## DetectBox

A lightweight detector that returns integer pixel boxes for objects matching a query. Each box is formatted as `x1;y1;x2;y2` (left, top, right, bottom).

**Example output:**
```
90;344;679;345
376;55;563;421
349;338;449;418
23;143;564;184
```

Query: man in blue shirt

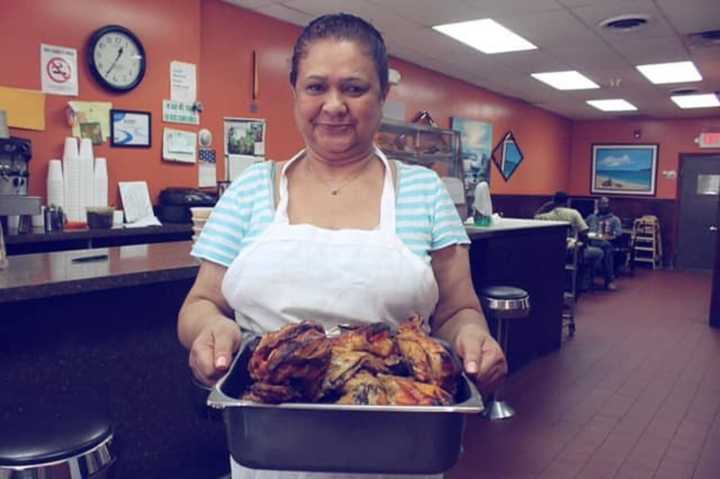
585;197;622;290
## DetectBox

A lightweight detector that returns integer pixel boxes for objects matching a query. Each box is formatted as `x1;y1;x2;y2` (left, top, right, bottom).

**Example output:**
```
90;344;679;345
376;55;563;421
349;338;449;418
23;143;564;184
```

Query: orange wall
570;117;720;200
1;0;201;207
3;0;571;208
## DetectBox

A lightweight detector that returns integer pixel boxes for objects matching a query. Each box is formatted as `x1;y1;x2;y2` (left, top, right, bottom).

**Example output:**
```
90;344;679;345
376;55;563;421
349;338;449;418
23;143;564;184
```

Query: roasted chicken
246;321;332;402
243;317;459;406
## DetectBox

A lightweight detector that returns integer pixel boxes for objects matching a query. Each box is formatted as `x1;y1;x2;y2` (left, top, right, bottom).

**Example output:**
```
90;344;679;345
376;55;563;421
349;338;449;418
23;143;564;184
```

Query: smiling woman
178;13;508;479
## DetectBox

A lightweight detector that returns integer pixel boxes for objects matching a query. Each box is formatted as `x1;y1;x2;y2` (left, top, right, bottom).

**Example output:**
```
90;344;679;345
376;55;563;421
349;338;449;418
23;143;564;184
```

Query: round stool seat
480;286;530;319
0;392;114;476
480;285;529;301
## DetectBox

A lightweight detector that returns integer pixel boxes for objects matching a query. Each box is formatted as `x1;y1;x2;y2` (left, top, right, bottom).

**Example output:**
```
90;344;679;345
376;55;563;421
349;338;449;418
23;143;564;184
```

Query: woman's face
293;38;385;163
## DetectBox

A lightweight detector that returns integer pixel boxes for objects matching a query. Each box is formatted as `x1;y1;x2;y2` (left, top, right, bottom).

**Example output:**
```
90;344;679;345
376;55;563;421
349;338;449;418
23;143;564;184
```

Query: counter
0;241;226;478
0;241;198;303
4;223;192;255
465;218;568;371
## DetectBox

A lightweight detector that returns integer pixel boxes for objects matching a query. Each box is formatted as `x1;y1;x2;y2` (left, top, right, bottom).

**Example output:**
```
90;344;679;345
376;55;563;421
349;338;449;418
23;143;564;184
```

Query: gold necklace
306;157;374;196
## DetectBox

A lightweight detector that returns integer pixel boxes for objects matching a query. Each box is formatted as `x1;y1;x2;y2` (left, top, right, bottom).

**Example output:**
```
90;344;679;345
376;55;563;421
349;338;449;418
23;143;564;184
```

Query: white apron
222;147;442;479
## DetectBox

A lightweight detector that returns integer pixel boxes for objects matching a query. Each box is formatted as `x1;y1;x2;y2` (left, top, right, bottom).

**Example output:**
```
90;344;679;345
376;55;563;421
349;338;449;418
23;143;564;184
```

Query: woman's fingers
189;320;243;386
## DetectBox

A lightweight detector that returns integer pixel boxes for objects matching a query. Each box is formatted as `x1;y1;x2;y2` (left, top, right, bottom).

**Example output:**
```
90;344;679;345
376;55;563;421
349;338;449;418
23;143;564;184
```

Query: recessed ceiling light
671;93;720;109
587;99;638;111
636;61;702;84
433;19;537;54
531;71;600;90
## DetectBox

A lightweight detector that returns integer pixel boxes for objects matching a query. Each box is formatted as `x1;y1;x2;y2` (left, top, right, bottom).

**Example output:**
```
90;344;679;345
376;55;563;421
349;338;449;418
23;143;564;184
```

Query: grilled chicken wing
330;323;396;358
336;371;389;405
248;321;332;401
396;315;458;395
378;374;453;406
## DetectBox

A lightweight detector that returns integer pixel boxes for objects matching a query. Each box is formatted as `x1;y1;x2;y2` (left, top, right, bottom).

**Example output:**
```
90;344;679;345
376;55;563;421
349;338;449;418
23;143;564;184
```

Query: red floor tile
448;270;720;479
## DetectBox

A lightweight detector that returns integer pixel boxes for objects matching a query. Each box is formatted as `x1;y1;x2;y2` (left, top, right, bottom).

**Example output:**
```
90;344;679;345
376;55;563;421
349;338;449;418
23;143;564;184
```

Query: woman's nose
322;90;348;115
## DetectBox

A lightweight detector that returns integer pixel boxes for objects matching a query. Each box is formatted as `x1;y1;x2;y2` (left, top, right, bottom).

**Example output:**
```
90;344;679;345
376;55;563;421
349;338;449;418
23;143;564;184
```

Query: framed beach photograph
110;110;152;148
591;144;658;196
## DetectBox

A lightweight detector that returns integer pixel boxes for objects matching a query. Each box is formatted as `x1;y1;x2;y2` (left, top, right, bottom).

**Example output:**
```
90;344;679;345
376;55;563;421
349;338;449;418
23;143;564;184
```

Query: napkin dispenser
157;187;217;223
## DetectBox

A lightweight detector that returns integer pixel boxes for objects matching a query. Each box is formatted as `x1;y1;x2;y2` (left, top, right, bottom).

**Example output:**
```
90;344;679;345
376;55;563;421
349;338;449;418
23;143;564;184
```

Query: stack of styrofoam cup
79;139;95;219
190;207;213;243
47;159;64;209
62;137;82;222
94;157;108;207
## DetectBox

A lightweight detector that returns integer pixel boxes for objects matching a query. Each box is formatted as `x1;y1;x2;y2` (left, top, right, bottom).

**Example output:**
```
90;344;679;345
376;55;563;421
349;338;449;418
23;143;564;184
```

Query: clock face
88;26;146;92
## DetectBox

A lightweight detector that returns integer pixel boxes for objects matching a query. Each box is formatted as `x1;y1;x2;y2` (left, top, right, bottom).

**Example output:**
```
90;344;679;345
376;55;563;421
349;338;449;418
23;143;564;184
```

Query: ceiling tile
498;50;570;75
494;9;599;48
255;3;314;25
552;44;629;69
610;36;690;64
656;0;720;34
222;0;278;9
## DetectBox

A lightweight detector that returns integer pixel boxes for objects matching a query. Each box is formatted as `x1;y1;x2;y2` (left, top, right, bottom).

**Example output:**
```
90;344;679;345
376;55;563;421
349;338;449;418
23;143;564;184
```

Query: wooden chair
632;215;662;269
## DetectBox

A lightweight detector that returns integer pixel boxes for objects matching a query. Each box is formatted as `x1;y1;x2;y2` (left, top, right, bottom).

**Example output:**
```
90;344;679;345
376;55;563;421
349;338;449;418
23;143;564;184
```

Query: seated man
535;192;614;291
585;197;622;288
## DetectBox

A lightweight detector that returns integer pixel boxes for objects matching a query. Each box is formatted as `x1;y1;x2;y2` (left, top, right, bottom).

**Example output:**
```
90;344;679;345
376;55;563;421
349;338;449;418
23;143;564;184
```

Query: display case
375;119;466;216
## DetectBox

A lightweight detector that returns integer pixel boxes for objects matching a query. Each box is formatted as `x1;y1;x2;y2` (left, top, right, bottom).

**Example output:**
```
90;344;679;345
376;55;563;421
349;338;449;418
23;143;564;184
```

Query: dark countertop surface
465;217;568;239
4;223;192;244
0;241;199;304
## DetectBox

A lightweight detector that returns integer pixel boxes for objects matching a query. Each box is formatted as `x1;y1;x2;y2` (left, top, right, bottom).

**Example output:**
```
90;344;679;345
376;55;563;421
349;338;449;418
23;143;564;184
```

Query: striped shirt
191;160;470;267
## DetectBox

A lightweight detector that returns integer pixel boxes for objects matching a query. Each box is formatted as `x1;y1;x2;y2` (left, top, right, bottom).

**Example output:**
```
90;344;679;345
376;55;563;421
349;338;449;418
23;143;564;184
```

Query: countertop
4;223;192;244
465;217;569;239
0;241;199;303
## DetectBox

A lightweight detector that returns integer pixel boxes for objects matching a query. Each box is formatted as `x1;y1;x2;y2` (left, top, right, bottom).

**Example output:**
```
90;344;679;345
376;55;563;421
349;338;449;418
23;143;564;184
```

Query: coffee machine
0;137;38;236
0;137;31;195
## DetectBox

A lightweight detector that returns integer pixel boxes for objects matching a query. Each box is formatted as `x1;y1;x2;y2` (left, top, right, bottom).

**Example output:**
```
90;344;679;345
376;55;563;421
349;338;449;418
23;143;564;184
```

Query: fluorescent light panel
531;71;600;90
636;61;702;84
433;19;537;54
671;93;720;109
587;99;638;112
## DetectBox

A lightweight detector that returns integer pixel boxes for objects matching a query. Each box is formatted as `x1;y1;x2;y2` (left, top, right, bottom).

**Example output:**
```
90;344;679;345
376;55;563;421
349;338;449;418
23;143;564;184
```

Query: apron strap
273;146;397;232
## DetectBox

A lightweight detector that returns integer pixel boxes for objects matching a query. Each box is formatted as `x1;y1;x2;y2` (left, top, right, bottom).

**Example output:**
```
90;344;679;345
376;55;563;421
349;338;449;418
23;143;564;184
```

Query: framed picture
450;117;493;189
110;109;152;148
492;131;525;182
591;144;658;196
224;117;266;157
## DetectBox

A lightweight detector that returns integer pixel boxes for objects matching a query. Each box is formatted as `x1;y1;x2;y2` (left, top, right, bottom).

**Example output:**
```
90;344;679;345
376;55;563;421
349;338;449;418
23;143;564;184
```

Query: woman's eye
305;83;325;94
344;85;368;96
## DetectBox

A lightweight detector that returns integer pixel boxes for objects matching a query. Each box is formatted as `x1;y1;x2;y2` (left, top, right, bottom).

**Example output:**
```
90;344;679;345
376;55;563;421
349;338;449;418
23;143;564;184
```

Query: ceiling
223;0;720;120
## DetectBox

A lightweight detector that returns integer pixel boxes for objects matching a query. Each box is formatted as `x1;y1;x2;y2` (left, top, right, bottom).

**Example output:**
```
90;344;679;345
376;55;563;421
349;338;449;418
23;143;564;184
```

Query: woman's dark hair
289;13;389;97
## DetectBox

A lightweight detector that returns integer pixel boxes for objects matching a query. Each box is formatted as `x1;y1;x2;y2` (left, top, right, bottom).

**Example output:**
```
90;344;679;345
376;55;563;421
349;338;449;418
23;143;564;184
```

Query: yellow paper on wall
0;85;46;131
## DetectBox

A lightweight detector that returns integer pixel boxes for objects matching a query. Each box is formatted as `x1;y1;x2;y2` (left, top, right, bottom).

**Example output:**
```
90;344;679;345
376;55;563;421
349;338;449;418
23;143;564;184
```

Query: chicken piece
242;382;302;404
322;350;389;394
396;315;458;395
378;374;453;406
330;323;396;358
247;321;332;401
336;371;389;405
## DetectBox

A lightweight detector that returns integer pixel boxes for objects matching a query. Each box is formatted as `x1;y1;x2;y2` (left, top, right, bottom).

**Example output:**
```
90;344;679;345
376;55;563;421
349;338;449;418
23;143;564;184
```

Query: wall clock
87;25;146;92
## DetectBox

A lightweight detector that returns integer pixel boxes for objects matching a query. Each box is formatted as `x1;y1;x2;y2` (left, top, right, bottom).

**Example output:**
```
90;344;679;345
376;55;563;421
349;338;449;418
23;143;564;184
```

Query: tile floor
449;269;719;479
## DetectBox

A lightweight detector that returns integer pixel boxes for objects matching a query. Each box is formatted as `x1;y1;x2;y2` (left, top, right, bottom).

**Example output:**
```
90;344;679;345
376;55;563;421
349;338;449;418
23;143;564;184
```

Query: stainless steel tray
208;335;484;474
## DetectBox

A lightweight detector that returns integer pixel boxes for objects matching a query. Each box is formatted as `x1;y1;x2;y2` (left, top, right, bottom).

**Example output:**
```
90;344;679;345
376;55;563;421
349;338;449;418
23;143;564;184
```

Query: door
710;192;720;328
677;154;720;270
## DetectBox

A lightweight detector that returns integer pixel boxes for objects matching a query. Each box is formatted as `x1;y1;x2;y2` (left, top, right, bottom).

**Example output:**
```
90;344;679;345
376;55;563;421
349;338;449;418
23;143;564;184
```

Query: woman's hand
453;322;508;395
189;317;243;386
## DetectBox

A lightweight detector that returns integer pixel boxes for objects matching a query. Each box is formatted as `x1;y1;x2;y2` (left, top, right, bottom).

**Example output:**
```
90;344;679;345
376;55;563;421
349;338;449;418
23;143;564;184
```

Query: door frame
676;153;720;270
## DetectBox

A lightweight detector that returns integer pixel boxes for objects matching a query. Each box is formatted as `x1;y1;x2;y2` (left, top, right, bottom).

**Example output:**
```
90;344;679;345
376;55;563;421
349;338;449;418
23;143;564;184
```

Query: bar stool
0;392;114;479
479;285;530;420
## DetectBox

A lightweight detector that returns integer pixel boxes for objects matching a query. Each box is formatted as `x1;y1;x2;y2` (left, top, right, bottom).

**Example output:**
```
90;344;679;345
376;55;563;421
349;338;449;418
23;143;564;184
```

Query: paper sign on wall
170;61;196;103
163;99;199;125
163;127;197;163
41;44;78;96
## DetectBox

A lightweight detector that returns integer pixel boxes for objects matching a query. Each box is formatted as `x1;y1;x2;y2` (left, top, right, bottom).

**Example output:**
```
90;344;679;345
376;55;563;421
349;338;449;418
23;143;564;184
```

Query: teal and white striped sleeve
190;164;266;267
429;172;470;251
